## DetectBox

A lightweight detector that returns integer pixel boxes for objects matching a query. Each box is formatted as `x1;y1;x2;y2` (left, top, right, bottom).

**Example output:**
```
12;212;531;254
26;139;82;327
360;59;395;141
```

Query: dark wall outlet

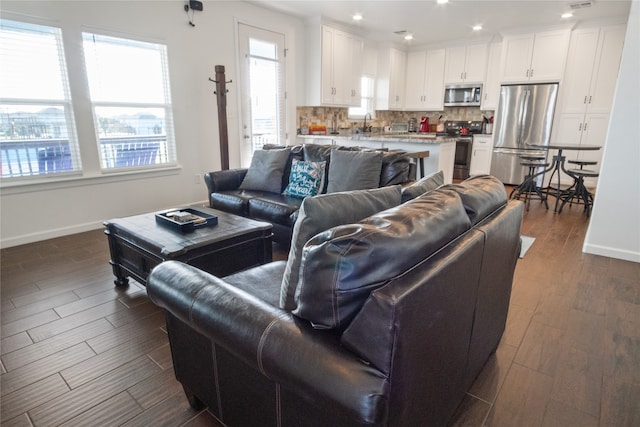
189;0;203;11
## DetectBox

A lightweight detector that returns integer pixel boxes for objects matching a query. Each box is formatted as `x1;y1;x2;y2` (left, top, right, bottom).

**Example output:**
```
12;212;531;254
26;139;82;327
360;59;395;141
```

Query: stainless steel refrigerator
489;83;559;185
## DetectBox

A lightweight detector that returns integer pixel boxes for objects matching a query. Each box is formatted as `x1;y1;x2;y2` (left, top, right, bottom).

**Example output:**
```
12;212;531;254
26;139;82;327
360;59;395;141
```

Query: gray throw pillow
326;150;383;193
400;170;445;203
279;185;402;311
239;148;291;193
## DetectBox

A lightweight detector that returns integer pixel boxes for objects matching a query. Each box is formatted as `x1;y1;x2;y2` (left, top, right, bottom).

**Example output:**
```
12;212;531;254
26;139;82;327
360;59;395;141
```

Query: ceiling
249;0;632;45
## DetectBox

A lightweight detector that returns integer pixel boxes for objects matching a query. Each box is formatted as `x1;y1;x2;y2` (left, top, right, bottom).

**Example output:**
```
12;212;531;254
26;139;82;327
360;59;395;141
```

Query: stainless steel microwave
444;84;482;107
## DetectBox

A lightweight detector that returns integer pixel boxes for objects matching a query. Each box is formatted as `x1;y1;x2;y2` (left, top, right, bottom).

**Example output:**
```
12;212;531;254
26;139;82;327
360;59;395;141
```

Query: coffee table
104;206;273;286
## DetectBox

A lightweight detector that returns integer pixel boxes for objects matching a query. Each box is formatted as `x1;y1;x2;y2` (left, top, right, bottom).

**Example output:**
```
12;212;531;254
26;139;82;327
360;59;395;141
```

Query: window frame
348;74;376;120
81;31;178;172
0;18;82;181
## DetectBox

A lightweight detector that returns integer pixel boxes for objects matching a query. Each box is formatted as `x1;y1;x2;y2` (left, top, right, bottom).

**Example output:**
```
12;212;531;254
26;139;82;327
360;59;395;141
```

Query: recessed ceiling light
404;34;414;40
473;25;482;31
352;14;363;21
437;0;449;4
561;12;574;18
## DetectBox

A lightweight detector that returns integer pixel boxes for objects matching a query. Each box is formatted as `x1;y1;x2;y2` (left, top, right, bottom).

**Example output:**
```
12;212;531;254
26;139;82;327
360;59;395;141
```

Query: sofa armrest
203;168;248;193
147;261;389;424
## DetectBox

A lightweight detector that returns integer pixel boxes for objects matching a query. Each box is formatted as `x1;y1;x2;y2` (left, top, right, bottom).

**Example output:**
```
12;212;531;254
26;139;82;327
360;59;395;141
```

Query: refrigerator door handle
517;88;531;148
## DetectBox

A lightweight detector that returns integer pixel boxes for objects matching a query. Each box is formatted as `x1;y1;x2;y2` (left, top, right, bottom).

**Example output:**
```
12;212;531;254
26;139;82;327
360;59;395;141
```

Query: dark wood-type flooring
1;194;639;426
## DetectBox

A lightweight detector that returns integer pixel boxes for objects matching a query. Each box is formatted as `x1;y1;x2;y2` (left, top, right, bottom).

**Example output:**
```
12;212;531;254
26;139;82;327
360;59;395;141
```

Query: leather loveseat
148;176;524;426
204;144;415;245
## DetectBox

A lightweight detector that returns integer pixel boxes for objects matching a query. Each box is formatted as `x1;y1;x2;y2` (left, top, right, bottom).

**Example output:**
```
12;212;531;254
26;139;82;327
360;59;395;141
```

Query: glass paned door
238;24;286;167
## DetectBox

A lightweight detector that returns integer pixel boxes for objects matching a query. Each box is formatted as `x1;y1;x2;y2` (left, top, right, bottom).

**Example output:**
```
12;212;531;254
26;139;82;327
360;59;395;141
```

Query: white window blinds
0;19;81;178
82;32;177;170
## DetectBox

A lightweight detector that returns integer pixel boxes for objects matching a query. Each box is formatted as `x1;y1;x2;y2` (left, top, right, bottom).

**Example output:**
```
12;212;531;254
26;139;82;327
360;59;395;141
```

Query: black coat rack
208;65;232;170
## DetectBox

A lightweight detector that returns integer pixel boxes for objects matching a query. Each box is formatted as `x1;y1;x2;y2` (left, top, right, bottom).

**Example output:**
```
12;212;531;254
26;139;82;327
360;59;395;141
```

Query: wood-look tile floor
1;196;639;426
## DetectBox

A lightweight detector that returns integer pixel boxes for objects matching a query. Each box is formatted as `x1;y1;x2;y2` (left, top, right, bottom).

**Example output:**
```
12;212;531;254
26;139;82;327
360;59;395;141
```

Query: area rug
519;236;536;258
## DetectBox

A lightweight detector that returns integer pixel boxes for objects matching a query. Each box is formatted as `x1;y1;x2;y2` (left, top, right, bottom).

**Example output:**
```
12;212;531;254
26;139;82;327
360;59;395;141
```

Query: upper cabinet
551;24;626;186
306;24;363;107
480;42;502;111
444;43;487;84
499;29;571;83
404;48;446;111
376;47;407;110
555;25;626;116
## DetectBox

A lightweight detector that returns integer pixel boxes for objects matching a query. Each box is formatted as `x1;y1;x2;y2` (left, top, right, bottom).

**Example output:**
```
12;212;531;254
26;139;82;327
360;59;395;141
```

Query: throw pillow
293;189;471;330
239;148;291;193
400;170;445;203
282;159;326;199
303;144;334;194
279;185;402;311
326;150;383;193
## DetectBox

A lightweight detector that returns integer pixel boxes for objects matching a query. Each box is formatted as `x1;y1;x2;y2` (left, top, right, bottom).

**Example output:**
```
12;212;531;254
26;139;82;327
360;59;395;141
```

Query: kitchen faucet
362;113;372;133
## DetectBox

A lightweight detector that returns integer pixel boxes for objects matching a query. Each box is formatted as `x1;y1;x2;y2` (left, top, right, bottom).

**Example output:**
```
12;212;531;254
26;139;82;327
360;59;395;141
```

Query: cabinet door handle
584;122;588;131
584;96;588;104
579;123;583;131
526;69;529;77
588;96;592;104
530;69;534;77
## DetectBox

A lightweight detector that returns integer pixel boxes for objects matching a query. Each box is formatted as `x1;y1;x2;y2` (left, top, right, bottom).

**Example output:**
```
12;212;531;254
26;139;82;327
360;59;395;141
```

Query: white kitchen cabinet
306;24;363;107
469;135;493;176
551;24;626;187
480;42;502;111
444;43;487;84
376;47;407;110
556;25;626;115
499;29;570;83
404;49;445;111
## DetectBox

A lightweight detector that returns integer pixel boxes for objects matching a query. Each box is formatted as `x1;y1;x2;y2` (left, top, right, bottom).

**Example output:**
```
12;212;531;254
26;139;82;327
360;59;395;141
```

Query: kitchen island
296;133;456;183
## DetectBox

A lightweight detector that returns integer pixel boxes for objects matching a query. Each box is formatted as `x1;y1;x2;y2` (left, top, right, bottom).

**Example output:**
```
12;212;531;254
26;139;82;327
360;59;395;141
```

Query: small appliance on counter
419;116;430;133
391;122;409;133
408;117;418;133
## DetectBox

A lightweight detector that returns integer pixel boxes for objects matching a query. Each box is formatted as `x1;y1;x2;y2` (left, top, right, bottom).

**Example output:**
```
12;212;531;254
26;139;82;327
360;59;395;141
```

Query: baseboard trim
1;221;105;249
582;243;640;263
1;200;211;249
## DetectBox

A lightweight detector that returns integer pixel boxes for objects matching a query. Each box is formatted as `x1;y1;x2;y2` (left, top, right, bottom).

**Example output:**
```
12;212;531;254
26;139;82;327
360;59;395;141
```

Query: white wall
584;1;640;263
0;1;304;247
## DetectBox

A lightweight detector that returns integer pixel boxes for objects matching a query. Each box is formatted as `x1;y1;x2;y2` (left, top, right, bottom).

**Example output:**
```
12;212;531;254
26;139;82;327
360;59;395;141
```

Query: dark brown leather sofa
148;176;524;426
204;144;414;245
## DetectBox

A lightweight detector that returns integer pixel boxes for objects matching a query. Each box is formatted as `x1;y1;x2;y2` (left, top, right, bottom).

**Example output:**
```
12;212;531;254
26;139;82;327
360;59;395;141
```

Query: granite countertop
298;132;456;144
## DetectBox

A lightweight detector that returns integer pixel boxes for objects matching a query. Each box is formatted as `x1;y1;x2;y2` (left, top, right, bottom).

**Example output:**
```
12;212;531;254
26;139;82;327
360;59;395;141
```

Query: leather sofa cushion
224;261;287;307
279;186;402;311
440;175;507;225
210;190;256;216
293;189;471;330
248;194;304;226
326;150;383;193
239;148;291;193
380;151;411;186
401;170;444;203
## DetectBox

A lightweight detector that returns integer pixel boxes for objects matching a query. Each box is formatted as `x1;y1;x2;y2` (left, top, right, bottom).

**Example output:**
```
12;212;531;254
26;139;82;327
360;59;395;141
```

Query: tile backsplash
296;106;495;131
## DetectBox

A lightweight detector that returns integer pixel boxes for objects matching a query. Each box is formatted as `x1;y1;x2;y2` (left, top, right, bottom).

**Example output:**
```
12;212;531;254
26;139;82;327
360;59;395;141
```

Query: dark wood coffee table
104;207;272;286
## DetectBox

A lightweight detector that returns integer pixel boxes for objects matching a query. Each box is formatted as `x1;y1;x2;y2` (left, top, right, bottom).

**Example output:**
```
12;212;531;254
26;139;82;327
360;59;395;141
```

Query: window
348;75;375;119
82;32;176;170
0;19;81;179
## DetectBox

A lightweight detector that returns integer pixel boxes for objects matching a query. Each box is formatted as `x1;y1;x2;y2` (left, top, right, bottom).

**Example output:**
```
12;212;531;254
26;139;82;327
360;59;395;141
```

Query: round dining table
526;143;602;212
